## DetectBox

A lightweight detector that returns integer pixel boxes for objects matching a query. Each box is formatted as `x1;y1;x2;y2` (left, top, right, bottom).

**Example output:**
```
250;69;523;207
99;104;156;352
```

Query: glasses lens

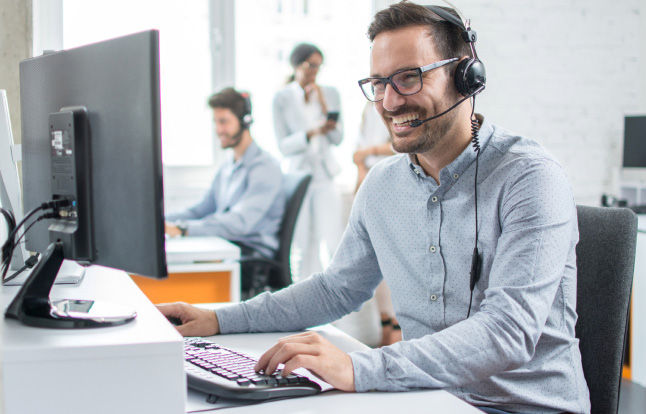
360;79;385;102
302;62;321;70
392;69;422;95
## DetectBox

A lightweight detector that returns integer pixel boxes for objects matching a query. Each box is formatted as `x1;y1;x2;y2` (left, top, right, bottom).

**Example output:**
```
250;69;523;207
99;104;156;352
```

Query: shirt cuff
214;303;250;334
349;348;389;392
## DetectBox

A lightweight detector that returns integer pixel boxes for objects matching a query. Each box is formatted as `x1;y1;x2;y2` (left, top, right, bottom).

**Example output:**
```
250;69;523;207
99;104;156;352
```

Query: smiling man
158;3;590;413
165;87;284;290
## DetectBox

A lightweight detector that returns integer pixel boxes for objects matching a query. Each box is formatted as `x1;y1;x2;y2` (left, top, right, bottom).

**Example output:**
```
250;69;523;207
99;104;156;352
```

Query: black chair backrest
269;173;312;289
575;205;637;414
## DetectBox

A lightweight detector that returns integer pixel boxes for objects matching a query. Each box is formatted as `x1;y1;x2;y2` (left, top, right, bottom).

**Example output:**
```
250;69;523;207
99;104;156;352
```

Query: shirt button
430;294;438;301
453;173;459;179
429;245;437;253
414;169;420;175
431;196;438;203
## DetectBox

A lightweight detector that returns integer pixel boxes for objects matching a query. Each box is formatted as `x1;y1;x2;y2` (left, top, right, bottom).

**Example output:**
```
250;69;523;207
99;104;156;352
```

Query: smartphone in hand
327;111;339;122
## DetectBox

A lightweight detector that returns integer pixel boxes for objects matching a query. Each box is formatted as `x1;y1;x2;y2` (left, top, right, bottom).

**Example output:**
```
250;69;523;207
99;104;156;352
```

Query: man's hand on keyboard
156;302;220;337
254;331;355;392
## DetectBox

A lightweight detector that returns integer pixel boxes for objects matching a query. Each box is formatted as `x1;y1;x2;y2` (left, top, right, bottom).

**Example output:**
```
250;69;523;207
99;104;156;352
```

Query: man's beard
383;97;458;155
220;126;245;149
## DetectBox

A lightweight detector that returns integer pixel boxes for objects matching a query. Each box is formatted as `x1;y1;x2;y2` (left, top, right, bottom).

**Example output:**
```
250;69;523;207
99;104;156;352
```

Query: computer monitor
0;90;28;270
622;116;646;169
4;30;168;328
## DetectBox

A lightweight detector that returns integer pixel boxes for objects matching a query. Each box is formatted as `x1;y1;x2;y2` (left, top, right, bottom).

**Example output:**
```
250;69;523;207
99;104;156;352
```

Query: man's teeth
392;114;420;126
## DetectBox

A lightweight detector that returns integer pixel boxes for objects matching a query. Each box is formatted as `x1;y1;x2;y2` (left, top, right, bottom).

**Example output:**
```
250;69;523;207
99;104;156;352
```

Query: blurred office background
2;0;645;210
1;1;646;411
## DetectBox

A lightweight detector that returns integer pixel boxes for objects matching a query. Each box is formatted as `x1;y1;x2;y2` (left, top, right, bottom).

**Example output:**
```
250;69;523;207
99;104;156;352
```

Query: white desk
166;236;241;302
2;267;186;414
2;269;481;414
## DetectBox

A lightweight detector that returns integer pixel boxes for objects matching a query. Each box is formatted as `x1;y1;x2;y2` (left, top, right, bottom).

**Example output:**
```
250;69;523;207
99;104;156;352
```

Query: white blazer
272;82;343;179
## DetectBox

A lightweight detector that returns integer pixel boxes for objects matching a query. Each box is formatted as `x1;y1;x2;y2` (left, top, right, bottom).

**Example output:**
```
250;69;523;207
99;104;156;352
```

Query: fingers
256;332;323;374
266;342;319;376
254;332;355;391
155;302;220;337
155;302;184;318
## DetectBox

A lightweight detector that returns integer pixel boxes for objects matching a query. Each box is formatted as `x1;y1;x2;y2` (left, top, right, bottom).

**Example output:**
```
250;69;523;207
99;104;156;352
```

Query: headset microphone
409;85;484;128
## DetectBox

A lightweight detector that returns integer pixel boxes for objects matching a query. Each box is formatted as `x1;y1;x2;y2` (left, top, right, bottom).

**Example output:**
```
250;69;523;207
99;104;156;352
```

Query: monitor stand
4;241;136;328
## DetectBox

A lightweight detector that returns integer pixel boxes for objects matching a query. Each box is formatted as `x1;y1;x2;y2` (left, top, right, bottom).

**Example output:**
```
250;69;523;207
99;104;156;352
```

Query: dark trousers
231;242;269;293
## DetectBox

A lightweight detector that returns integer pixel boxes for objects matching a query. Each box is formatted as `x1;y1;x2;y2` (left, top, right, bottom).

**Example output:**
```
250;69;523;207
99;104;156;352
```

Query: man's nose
382;84;405;112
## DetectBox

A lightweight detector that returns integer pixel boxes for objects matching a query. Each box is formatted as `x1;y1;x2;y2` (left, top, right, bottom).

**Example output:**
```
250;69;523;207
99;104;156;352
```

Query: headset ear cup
240;93;253;129
454;58;472;96
455;58;486;96
466;59;486;94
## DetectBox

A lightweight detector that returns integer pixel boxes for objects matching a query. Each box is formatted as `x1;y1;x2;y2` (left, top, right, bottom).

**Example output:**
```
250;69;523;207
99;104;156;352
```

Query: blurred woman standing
272;43;343;281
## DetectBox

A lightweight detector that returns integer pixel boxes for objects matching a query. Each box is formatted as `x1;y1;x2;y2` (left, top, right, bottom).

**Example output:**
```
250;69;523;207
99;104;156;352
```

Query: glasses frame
358;58;459;102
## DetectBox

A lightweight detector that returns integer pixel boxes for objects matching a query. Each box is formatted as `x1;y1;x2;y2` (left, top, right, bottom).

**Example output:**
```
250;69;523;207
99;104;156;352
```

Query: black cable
2;212;51;281
14;212;58;249
1;207;16;234
1;200;70;281
1;207;17;276
466;96;481;319
3;253;40;285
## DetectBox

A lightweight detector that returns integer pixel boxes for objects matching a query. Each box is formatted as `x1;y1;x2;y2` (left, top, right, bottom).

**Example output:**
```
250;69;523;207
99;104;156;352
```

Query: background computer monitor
623;116;646;169
6;30;168;328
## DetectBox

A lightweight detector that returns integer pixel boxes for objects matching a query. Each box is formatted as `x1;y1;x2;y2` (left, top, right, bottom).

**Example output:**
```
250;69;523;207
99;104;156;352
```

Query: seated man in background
165;87;285;291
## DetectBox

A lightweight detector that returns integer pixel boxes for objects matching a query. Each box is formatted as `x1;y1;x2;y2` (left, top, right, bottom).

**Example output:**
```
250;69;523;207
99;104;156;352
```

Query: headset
425;4;486;97
239;91;253;129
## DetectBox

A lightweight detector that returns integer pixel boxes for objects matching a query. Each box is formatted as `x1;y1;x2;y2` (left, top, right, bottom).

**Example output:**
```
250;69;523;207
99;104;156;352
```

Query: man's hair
207;87;249;125
367;1;472;64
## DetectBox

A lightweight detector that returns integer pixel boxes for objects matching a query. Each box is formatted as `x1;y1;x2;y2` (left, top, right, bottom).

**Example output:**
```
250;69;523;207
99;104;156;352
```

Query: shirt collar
228;140;260;170
407;114;493;182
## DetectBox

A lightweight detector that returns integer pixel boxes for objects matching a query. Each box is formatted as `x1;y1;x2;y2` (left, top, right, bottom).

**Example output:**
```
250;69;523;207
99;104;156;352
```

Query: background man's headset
239;92;253;130
411;3;486;318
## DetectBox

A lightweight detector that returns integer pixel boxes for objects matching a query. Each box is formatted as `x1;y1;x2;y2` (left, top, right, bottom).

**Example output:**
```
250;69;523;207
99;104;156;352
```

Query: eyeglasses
358;58;458;102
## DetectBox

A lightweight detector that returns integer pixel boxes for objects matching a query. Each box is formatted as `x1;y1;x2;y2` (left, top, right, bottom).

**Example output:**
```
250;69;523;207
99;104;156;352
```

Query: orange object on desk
131;271;231;304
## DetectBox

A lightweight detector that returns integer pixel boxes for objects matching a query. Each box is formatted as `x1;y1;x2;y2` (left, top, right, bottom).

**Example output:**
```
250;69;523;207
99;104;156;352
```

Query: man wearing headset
165;87;285;291
159;4;589;413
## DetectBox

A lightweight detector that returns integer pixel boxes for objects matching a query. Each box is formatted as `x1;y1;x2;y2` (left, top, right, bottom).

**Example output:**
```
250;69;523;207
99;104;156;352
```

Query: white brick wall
377;0;646;206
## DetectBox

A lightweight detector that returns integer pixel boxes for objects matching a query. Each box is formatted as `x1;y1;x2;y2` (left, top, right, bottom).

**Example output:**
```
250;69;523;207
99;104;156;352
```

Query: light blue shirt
216;117;591;414
166;141;284;258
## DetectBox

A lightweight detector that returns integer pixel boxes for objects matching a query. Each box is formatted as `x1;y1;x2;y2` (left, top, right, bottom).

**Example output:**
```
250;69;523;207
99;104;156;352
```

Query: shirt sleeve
215;182;383;334
272;91;309;156
350;158;579;392
184;160;282;239
165;174;219;222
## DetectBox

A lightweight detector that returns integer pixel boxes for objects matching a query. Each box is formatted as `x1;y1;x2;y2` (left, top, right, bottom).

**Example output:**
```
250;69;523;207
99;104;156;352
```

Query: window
62;0;214;166
234;0;374;187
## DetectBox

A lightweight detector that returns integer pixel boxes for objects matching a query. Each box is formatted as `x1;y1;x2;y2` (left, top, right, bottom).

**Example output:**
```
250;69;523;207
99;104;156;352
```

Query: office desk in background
131;236;241;303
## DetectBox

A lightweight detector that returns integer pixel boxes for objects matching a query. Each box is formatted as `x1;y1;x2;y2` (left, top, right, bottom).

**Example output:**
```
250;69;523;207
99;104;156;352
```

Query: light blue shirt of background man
165;88;285;262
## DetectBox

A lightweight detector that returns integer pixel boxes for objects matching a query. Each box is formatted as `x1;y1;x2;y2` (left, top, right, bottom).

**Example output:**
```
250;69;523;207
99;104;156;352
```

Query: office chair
575;205;637;414
242;173;312;299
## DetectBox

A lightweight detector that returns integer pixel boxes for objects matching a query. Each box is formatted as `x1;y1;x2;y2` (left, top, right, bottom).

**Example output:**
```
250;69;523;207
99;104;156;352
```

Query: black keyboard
184;337;322;400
